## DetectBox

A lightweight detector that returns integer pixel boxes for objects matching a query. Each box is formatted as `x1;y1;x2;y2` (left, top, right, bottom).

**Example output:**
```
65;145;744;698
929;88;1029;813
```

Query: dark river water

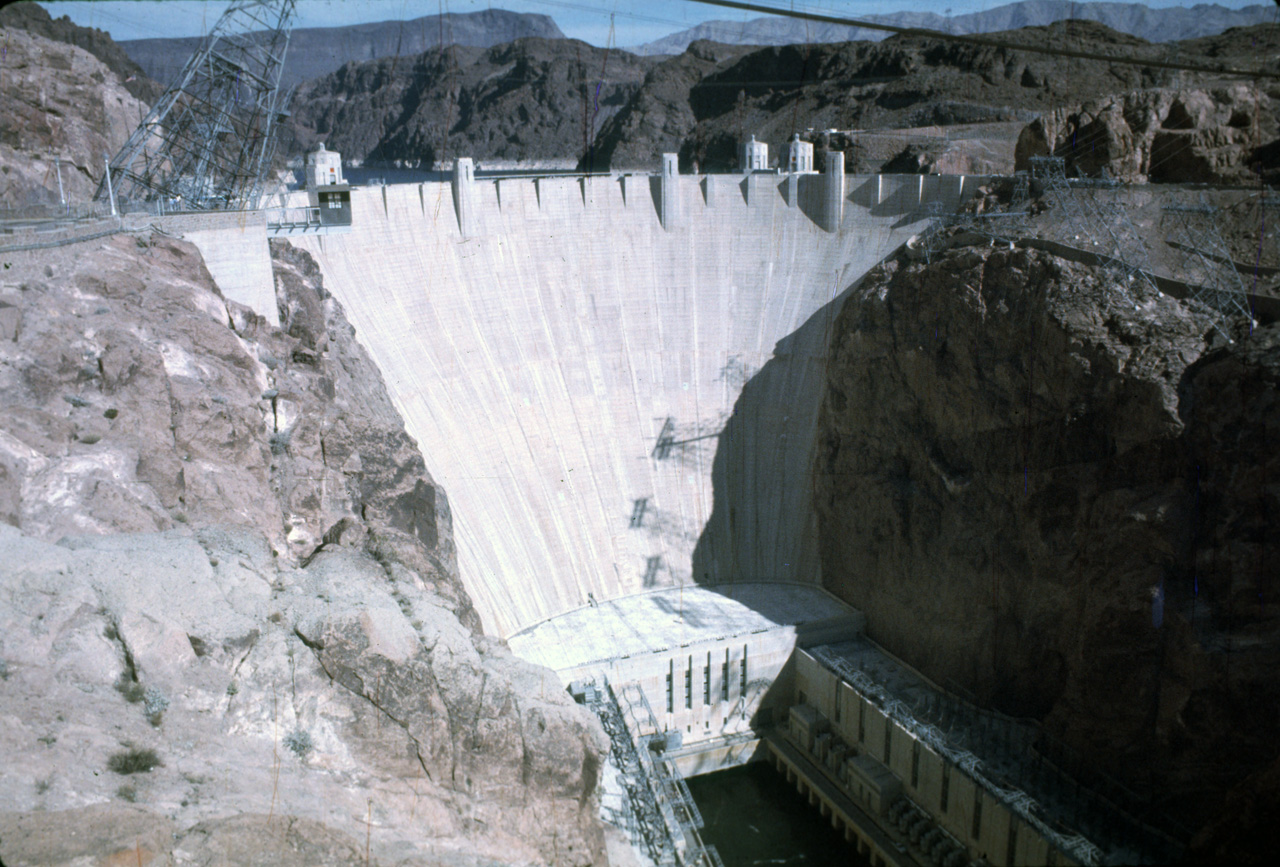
686;763;869;867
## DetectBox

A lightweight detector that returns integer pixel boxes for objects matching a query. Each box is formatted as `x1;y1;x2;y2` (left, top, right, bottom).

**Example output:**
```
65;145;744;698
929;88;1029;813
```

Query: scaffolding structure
914;176;1031;263
1160;200;1255;334
96;0;297;211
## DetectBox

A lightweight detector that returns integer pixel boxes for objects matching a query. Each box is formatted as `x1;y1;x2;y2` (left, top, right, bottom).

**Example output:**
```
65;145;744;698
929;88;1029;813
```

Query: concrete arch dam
288;169;975;638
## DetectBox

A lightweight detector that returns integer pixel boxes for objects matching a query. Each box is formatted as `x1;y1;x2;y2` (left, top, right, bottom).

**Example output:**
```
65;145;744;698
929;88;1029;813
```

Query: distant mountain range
632;1;1278;54
120;8;564;91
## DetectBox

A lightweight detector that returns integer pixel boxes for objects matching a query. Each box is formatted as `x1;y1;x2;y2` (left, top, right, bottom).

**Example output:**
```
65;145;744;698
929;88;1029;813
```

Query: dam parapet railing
271;158;987;243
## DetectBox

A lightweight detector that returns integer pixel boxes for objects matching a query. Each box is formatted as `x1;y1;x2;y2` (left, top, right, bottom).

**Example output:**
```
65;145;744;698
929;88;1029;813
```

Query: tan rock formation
0;26;149;208
0;231;606;864
1014;85;1277;184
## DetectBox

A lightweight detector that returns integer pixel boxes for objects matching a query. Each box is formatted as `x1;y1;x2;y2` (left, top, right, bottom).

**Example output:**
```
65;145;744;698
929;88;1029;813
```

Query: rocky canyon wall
813;244;1280;847
0;204;606;864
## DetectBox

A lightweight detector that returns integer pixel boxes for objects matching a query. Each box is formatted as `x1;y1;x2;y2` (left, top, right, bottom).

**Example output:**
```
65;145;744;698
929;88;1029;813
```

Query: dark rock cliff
287;37;656;168
122;8;567;92
813;245;1279;845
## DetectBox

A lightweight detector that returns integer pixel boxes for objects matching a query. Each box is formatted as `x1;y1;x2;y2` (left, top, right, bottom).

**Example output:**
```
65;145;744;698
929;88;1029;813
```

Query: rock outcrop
286;38;656;169
123;8;568;92
1;25;607;864
0;1;162;104
0;26;150;208
1014;84;1280;184
283;18;1215;173
0;231;606;864
814;245;1279;836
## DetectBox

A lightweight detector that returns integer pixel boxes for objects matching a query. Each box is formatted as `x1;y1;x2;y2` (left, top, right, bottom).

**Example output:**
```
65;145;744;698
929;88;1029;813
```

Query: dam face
287;168;970;638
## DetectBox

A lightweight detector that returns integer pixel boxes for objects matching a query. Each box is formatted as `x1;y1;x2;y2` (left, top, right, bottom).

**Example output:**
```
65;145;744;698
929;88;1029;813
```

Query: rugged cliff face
0;2;162;104
0;228;607;865
281;18;1228;174
286;37;656;168
0;24;608;865
122;8;567;92
0;25;150;208
813;245;1280;840
1014;84;1280;184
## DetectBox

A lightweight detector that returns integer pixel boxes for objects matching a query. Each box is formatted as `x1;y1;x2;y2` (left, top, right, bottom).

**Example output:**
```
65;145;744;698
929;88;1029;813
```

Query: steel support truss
1029;156;1156;309
96;0;297;211
1160;200;1255;335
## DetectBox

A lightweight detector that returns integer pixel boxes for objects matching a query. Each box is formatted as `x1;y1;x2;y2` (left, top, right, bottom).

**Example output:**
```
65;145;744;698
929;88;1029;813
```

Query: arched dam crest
288;170;974;637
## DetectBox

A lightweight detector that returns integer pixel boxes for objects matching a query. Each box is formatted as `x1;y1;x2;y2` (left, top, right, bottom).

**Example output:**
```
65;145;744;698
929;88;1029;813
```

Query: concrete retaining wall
161;210;278;327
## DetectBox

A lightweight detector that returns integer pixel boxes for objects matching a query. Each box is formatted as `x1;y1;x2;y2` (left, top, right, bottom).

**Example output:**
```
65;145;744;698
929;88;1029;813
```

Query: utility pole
103;154;116;216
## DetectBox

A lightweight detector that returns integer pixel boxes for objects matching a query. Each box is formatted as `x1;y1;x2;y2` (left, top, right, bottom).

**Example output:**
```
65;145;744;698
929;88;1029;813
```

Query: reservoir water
687;762;869;867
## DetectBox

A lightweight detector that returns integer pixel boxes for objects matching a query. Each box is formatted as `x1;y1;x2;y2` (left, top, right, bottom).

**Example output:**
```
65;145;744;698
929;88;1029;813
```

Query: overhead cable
686;0;1280;80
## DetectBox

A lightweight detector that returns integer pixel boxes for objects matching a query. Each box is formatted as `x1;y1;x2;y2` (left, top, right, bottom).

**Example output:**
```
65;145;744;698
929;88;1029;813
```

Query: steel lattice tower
1029;156;1155;309
1160;200;1255;333
96;0;297;211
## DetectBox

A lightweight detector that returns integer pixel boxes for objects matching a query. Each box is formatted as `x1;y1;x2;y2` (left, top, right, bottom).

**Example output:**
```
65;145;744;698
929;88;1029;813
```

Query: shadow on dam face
690;280;857;589
284;171;974;638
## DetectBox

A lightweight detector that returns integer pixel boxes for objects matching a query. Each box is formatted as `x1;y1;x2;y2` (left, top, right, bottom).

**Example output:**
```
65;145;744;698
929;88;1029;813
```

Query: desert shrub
115;675;145;704
143;686;169;726
283;729;313;758
108;747;161;775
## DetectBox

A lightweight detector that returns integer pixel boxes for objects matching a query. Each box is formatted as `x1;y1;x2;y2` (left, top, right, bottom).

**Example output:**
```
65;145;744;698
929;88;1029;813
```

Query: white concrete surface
286;170;974;636
180;210;279;327
508;582;860;673
513;583;862;754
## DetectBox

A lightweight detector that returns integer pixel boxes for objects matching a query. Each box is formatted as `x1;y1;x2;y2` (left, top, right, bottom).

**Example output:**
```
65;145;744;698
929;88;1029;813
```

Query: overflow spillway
286;167;976;637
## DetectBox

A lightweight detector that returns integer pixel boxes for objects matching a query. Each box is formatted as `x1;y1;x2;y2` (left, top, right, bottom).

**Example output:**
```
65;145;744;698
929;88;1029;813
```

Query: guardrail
264;206;324;235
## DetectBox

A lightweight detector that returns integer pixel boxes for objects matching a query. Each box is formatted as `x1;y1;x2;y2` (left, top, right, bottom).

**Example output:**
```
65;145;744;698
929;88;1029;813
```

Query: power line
685;0;1280;80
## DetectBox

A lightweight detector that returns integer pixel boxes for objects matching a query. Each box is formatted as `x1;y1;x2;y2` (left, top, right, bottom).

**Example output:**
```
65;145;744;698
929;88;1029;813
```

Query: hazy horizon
36;0;1276;48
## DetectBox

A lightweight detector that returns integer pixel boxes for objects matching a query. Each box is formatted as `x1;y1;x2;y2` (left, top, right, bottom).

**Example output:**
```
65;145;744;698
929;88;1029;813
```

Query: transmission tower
1160;200;1255;334
1029;156;1155;308
96;0;297;211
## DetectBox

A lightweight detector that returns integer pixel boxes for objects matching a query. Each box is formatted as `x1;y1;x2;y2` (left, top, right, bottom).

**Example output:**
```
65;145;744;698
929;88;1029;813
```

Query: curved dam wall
287;169;973;637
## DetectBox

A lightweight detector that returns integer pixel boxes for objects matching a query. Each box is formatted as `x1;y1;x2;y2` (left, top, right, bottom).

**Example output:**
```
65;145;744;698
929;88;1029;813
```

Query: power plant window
883;723;892;764
704;652;711;705
911;740;920;788
858;701;865;743
722;650;730;701
666;665;674;714
740;645;748;693
972;790;983;839
685;655;693;710
941;764;950;812
1006;821;1018;865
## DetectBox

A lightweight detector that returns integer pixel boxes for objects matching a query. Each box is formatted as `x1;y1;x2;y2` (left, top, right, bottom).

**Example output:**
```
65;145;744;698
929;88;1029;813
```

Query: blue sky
36;0;1272;47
